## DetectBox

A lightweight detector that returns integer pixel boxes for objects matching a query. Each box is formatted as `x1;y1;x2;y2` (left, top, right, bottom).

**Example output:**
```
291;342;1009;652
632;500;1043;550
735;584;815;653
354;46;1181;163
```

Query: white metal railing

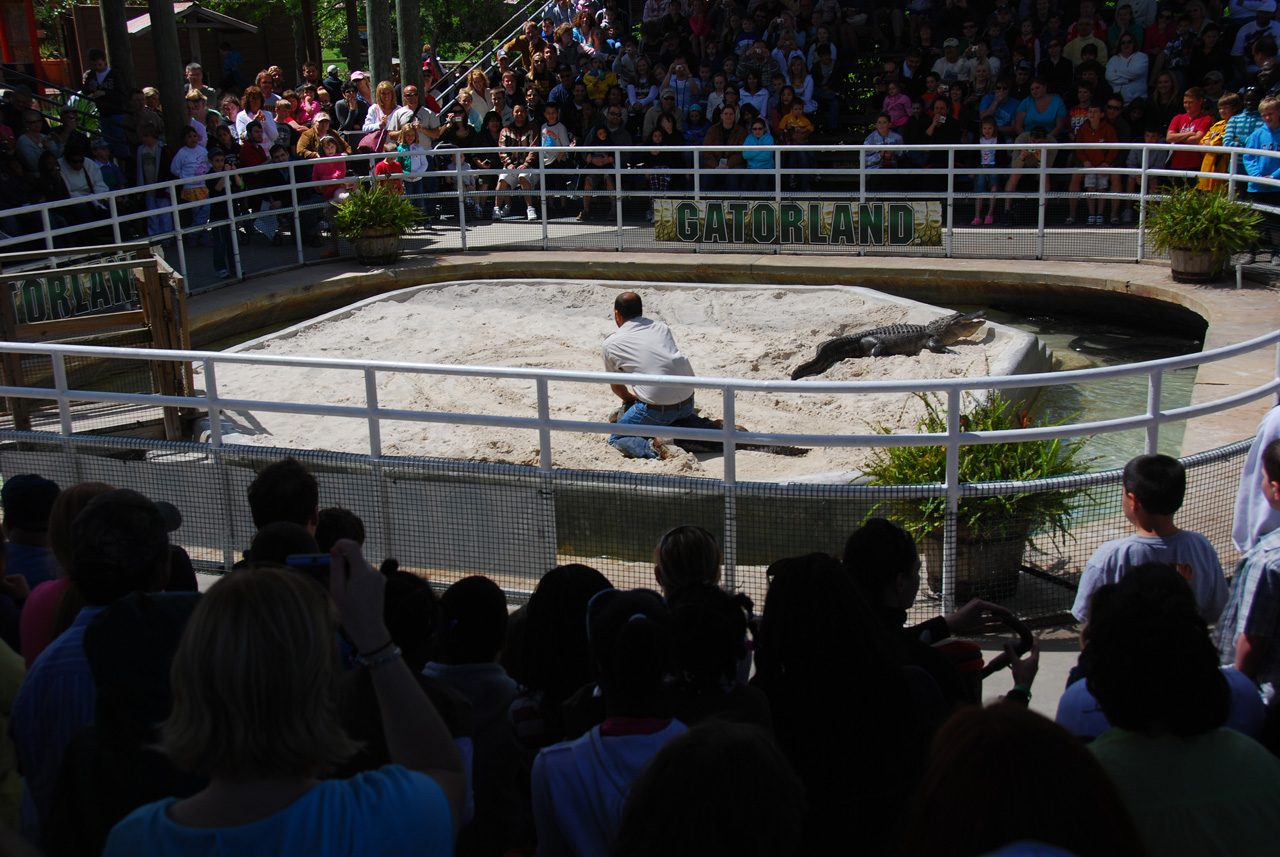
1;329;1277;608
5;139;1278;292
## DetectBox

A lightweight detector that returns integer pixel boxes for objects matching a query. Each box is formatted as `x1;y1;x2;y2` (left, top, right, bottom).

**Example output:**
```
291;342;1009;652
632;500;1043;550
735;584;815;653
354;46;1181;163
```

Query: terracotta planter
1169;248;1224;284
353;227;402;264
921;526;1028;603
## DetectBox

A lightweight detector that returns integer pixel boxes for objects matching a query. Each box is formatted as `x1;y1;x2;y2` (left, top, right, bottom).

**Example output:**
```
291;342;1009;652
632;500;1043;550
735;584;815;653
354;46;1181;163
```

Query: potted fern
1143;186;1261;283
861;392;1090;601
331;180;421;264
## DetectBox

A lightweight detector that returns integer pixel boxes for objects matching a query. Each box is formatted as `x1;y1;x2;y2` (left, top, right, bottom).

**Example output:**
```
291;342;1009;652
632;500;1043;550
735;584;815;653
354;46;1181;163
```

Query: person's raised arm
330;539;466;831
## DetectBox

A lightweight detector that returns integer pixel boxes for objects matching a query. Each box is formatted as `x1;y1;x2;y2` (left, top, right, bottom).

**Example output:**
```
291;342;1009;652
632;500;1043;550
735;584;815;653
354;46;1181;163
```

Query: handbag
357;126;389;154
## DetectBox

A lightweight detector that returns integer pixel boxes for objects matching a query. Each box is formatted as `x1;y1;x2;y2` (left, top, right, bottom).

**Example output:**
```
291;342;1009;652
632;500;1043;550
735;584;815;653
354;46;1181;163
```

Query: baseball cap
662;87;676;98
1204;70;1225;83
497;48;510;59
1029;124;1048;138
689;102;704;114
90;137;109;149
943;37;960;48
327;64;339;75
350;70;367;81
314;111;331;122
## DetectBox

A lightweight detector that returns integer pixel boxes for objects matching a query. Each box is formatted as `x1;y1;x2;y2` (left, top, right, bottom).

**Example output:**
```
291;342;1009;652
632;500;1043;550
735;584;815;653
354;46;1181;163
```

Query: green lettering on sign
704;203;729;243
780;202;805;244
752;203;777;244
830;204;857;245
888;203;915;244
858;203;885;245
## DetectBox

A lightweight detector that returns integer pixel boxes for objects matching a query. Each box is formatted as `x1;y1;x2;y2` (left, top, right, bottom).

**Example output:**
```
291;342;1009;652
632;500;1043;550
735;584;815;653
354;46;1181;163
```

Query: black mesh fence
0;431;1250;626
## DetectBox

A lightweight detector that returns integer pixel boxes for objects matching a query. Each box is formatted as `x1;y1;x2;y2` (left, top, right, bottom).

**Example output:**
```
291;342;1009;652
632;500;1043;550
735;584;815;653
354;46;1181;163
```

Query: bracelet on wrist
358;639;395;659
1011;684;1032;700
356;646;403;670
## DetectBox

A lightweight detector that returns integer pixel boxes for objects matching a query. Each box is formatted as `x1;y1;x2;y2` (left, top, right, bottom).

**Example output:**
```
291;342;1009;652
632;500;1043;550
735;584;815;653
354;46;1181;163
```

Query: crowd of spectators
3;437;1280;856
5;0;1280;248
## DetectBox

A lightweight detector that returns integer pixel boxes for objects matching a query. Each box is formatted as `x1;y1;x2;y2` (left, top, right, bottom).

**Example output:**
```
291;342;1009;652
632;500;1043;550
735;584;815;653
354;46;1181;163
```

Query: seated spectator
863;112;904;192
901;703;1146;857
752;553;944;854
507;563;612;752
495;103;540;220
103;546;466;855
296;113;350;159
1118;124;1170;223
235;86;278;144
531;588;686;857
1107;33;1149;104
12;489;172;835
613;722;804;857
1;474;60;588
702;103;747;191
777;100;815;191
1001;124;1058;223
1058;563;1265;742
1085;562;1280;856
668;582;770;730
578;122;618;221
423;575;523;857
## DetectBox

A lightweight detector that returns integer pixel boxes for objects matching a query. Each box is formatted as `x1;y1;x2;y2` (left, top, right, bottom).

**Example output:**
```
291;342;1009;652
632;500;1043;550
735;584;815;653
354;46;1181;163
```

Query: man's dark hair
437;575;509;664
1083;563;1228;736
70;489;170;605
1264;438;1280;483
88;48;106;63
268;143;288;156
250;521;320;568
315;507;366;552
1122;453;1186;517
247;457;319;529
614;291;642;319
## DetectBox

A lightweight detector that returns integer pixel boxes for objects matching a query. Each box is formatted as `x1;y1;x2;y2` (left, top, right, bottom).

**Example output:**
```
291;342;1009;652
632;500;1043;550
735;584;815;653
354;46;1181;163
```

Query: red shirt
1168;112;1213;170
373;158;404;193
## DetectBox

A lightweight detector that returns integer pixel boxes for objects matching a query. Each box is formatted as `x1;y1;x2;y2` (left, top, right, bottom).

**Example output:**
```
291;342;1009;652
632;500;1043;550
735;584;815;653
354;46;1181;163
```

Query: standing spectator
1234;2;1280;81
135;123;174;240
495;103;540;220
183;63;216;102
335;83;369;149
205;147;242;278
970;117;1003;225
1244;96;1280;264
1166;86;1213;179
217;41;244;92
170;126;211;244
1199;92;1242;191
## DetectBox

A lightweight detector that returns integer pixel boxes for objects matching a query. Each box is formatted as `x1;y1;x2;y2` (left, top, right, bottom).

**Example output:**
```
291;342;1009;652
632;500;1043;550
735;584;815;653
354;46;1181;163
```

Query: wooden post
99;0;136;92
148;0;188;148
366;0;394;86
0;264;31;431
345;0;362;70
397;0;423;92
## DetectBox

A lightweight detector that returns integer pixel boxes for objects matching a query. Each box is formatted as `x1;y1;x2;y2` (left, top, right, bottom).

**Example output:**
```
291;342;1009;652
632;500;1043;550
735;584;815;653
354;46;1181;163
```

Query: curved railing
4;138;1276;293
1;323;1276;610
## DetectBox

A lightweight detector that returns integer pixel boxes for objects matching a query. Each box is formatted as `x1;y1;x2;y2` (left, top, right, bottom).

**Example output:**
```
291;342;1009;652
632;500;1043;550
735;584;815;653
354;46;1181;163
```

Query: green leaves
330;179;422;240
1143;186;1261;256
862;392;1091;544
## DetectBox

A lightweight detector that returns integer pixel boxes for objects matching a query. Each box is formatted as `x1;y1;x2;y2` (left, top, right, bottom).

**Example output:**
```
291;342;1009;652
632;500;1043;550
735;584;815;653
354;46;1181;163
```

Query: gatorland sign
653;200;943;246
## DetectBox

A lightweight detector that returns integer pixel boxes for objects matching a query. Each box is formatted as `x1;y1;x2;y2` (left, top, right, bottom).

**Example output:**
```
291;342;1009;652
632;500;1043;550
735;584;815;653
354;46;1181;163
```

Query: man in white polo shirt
602;292;696;459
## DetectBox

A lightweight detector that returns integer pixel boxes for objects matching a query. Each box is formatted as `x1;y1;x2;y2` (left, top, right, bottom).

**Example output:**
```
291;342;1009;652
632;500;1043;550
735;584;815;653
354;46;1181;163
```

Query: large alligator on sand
791;311;988;380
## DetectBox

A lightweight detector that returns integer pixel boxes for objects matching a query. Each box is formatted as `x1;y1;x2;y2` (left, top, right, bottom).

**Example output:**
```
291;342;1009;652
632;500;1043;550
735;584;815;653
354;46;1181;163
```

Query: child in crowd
205;146;243;278
883;80;911;129
778;99;815;191
1067;102;1119;225
169;125;211;246
374;142;405;194
970;118;1002;225
1120;125;1169;223
396;124;433;217
1072;453;1227;625
134;123;174;241
89;138;125;191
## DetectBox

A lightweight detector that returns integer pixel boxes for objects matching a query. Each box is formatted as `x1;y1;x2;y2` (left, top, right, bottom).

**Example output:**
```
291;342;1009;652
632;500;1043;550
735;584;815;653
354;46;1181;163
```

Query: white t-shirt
602;317;696;405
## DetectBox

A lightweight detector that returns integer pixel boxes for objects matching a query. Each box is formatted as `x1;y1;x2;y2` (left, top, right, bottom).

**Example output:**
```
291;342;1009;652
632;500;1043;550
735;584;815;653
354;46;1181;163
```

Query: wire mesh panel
0;431;1252;627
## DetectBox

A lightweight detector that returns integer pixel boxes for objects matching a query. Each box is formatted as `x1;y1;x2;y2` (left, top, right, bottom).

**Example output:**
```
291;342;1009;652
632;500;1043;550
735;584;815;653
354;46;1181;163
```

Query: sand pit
209;280;1043;482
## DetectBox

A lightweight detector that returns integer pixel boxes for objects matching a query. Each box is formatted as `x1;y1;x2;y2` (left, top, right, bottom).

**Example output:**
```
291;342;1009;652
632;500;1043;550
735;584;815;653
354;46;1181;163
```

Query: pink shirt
20;578;71;667
884;93;912;128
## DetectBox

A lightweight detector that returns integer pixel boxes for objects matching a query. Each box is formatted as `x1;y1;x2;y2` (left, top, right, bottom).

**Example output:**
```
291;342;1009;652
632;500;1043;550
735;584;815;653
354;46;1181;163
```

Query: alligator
790;310;988;380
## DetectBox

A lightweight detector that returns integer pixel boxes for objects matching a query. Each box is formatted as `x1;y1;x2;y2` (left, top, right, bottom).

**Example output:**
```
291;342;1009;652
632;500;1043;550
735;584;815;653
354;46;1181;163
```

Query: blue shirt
5;543;57;588
105;765;453;857
1017;94;1067;135
979;93;1019;141
1243;123;1280;193
10;604;105;830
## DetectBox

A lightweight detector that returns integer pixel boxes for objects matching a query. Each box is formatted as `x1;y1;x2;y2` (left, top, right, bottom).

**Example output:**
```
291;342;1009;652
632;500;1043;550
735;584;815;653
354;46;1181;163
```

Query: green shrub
331;180;421;241
862;392;1091;544
1144;186;1261;256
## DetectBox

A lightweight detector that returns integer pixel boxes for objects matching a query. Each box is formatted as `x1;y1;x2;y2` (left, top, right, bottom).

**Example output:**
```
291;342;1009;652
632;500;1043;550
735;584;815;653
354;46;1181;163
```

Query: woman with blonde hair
362;80;400;132
467;69;493;117
104;543;466;855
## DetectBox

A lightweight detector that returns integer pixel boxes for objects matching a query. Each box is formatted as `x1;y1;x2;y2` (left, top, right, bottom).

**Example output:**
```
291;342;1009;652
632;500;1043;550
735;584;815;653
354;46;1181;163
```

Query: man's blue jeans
609;397;695;458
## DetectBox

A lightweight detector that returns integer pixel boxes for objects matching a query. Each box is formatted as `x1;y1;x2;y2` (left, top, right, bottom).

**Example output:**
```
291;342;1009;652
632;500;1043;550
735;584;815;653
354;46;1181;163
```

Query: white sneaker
526;205;538;221
492;206;503;219
317;219;328;232
1121;209;1133;223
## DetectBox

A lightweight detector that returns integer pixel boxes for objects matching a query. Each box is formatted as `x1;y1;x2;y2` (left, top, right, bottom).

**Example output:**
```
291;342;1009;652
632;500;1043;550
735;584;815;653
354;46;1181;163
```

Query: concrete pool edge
188;252;1279;454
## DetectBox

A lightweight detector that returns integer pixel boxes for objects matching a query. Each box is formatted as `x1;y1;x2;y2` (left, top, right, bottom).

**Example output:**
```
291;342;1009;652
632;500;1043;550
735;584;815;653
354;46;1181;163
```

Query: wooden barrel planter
354;227;403;265
1169;248;1224;284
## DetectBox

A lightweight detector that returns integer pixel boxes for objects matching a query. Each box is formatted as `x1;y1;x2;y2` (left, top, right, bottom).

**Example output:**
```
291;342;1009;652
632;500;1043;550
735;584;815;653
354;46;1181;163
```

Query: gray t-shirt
1072;529;1228;623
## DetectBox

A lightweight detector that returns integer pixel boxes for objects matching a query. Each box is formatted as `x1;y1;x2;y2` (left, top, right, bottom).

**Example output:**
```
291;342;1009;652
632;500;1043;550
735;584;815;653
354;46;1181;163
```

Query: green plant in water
861;392;1092;546
1143;185;1261;256
331;180;421;241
